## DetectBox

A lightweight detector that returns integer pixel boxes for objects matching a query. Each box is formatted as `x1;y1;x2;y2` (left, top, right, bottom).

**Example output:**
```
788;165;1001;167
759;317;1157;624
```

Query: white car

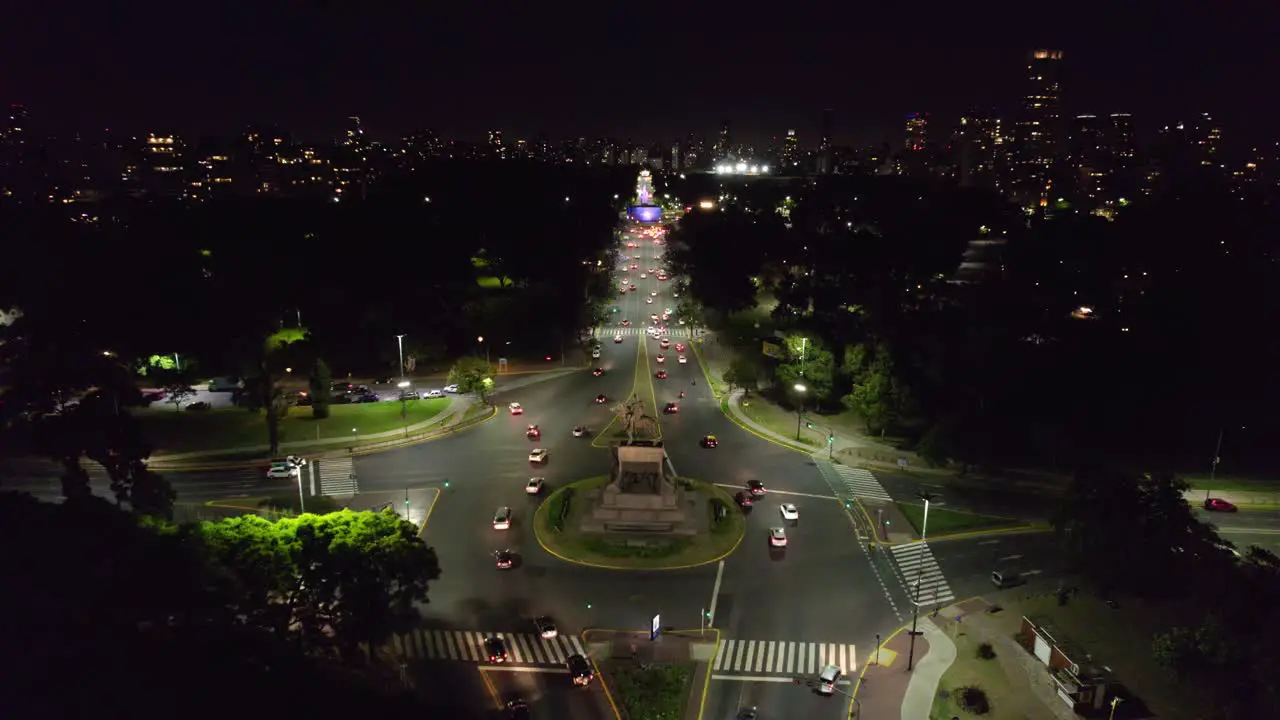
646;297;654;304
444;384;460;393
770;527;787;547
614;335;624;343
424;389;444;399
780;503;799;521
650;291;658;297
509;402;524;415
529;448;548;464
655;354;665;363
660;339;670;348
266;463;299;479
535;616;558;640
677;355;687;364
640;273;646;279
572;426;587;437
526;477;545;494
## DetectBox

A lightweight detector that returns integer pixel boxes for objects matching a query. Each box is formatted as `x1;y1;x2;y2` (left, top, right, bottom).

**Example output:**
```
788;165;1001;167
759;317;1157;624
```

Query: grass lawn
605;661;693;720
896;502;1019;537
929;625;1023;720
535;477;744;569
137;398;450;454
1181;472;1280;494
475;275;505;289
738;395;823;448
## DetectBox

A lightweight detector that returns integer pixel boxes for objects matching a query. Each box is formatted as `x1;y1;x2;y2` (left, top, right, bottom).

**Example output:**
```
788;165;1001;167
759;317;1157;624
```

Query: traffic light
827;433;834;444
586;602;593;609
443;479;451;488
805;421;814;429
844;501;851;509
704;609;711;620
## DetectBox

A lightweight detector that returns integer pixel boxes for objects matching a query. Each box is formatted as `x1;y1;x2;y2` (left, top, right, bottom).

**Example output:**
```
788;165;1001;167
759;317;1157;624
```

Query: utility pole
1206;427;1223;502
907;491;935;671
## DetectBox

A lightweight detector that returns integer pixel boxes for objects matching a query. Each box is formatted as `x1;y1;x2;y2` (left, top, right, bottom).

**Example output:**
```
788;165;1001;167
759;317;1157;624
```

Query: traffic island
894;502;1024;538
584;629;717;720
591;337;663;447
534;474;745;570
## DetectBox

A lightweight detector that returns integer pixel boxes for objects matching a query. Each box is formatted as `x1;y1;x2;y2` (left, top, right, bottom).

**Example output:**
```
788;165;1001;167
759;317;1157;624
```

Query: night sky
4;0;1275;148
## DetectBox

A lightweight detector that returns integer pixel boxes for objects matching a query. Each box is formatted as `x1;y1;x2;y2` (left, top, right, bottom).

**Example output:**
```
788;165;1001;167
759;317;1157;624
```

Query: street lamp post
1206;427;1224;502
351;427;359;456
396;334;407;382
906;491;935;671
477;336;490;365
793;383;807;440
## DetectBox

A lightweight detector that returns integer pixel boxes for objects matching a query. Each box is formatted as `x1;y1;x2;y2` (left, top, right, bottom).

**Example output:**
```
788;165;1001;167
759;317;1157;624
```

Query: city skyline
2;1;1276;148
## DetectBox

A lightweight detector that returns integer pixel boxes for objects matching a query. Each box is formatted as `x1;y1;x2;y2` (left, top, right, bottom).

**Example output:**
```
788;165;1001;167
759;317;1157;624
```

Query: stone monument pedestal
581;442;695;536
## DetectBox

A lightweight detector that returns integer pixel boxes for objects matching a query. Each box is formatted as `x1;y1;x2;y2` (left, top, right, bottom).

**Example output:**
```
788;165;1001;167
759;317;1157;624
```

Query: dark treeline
0;161;632;378
668;175;1280;473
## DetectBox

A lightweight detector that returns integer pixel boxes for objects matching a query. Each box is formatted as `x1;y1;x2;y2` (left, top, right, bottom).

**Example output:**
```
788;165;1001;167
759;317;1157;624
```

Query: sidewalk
854;617;955;720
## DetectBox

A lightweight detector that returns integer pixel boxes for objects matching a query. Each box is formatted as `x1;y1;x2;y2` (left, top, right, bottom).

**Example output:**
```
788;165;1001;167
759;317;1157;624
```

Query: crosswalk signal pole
906;492;934;671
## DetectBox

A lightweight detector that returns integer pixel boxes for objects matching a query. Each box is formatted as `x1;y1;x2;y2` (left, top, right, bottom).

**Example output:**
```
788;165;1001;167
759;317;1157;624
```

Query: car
650;291;658;297
493;506;513;530
621;319;631;326
780;503;799;521
534;616;558;639
661;313;670;321
614;335;624;343
748;480;766;496
735;491;752;508
650;314;659;321
658;275;668;281
675;343;685;352
660;336;670;344
640;273;646;279
484;636;509;663
1204;497;1238;512
677;355;687;364
592;367;605;376
526;424;541;439
529;448;548;464
629;284;637;291
398;388;419;400
701;434;718;448
567;654;595;686
818;664;842;694
266;462;299;479
424;389;444;399
509;402;524;415
595;394;608;404
631;263;638;269
526;477;545;495
572;425;587;437
591;348;601;359
444;384;460;393
663;402;679;413
736;707;758;720
506;699;532;720
655;370;667;379
495;549;515;569
655;354;665;363
770;527;788;547
646;297;654;304
660;339;670;349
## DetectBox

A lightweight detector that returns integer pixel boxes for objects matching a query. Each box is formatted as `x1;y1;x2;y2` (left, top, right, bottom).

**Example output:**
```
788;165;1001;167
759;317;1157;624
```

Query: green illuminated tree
447;356;494;402
774;335;836;405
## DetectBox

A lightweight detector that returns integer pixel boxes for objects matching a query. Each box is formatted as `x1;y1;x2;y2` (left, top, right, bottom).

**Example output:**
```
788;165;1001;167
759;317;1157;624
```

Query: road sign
651;614;661;640
897;457;909;469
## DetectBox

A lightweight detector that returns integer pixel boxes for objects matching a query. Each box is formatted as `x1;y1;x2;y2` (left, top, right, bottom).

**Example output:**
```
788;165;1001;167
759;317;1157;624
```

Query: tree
446;356;494;402
162;383;196;411
722;355;758;393
308;358;334;419
774;335;836;405
840;343;915;436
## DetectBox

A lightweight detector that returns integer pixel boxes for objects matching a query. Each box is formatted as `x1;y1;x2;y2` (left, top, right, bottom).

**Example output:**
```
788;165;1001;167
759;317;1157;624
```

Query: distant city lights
713;162;770;175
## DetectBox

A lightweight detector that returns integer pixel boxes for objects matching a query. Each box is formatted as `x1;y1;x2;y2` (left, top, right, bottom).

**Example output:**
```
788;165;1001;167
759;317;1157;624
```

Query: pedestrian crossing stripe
830;464;892;502
712;640;856;676
889;542;956;605
597;326;692;338
392;630;587;665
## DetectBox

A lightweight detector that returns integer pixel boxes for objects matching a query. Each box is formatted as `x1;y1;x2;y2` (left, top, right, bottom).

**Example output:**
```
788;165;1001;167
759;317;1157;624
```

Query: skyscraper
782;129;799;169
715;120;731;160
954;112;1002;190
1013;49;1064;206
1070;114;1107;203
817;108;833;174
905;113;928;152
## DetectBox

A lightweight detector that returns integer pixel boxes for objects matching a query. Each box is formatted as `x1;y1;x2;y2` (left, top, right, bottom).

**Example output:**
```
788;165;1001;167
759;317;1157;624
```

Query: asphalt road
480;667;613;720
1203;509;1280;554
874;469;1060;521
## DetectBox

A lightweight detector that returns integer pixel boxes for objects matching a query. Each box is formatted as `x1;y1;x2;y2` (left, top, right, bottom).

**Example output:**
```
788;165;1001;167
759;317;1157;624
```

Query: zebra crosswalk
599;325;693;338
392;629;588;666
828;463;893;502
712;639;857;676
316;457;357;496
889;542;956;606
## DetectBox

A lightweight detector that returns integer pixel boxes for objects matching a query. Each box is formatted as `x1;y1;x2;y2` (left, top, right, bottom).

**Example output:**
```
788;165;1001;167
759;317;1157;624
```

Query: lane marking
1216;527;1280;535
479;666;569;674
713;483;836;501
708;560;725;627
998;554;1024;561
978;540;1001;545
710;675;853;685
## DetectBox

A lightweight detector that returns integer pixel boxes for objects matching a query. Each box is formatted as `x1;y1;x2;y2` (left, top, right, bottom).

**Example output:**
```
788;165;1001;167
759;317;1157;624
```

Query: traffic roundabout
533;475;745;570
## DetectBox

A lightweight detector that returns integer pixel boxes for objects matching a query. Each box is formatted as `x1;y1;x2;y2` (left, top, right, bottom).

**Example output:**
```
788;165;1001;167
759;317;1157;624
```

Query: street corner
341;487;440;531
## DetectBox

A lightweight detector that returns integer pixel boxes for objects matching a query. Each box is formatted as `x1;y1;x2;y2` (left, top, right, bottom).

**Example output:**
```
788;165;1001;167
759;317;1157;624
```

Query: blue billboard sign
630;205;663;223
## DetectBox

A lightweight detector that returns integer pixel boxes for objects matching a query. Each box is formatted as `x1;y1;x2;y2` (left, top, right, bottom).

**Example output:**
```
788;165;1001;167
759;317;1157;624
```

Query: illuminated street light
395;333;407;381
794;384;807;440
397;381;410;389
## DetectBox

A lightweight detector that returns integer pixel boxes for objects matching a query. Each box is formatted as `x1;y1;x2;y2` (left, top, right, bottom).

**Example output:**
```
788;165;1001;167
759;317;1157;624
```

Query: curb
717;395;812;456
583;628;720;720
149;403;497;471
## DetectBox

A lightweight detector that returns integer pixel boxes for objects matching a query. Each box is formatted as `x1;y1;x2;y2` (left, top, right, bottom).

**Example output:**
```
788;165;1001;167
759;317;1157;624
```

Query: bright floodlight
794;383;807;393
477;336;485;343
735;162;747;172
397;381;411;388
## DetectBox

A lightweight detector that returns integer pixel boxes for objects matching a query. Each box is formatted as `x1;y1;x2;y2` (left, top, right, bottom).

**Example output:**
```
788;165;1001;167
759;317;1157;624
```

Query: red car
592;368;604;377
675;343;685;352
663;402;679;413
655;370;667;379
1204;498;1238;512
621;319;631;326
595;394;608;404
526;425;540;439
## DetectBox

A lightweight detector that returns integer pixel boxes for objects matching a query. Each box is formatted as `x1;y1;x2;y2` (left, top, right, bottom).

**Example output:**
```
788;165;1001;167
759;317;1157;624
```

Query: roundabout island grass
534;476;745;570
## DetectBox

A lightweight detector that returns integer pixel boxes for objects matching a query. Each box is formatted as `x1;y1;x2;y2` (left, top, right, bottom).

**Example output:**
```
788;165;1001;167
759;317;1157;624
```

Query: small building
1018;615;1114;715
